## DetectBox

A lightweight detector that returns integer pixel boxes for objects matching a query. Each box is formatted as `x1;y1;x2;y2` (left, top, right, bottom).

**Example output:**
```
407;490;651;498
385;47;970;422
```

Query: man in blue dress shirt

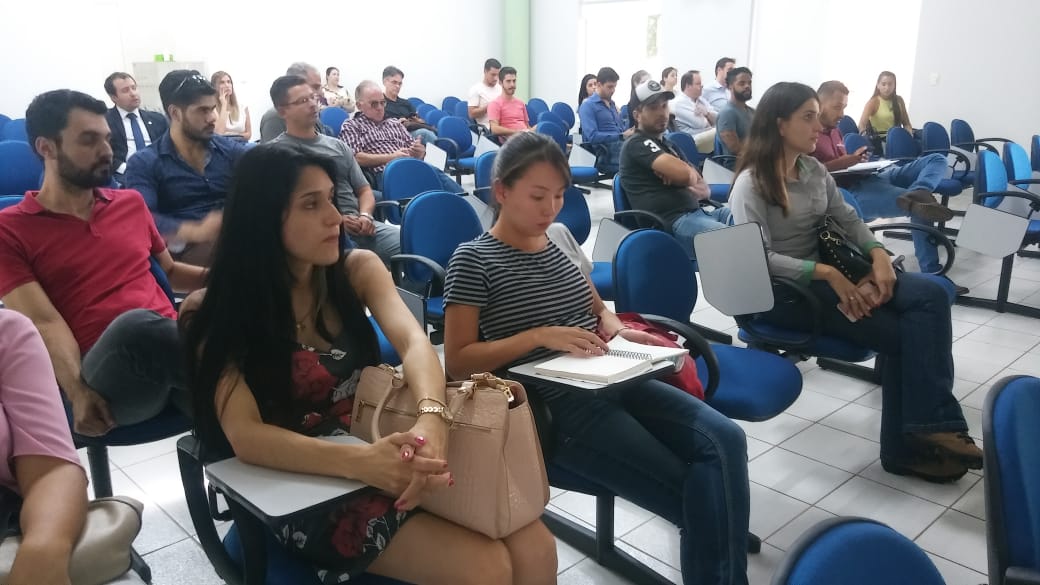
126;70;252;265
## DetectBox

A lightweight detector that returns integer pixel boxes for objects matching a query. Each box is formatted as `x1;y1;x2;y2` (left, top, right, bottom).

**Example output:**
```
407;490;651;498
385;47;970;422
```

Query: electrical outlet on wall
929;73;941;86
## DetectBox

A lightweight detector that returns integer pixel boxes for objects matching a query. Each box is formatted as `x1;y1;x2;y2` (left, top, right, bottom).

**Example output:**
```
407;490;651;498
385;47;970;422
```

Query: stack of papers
531;337;687;384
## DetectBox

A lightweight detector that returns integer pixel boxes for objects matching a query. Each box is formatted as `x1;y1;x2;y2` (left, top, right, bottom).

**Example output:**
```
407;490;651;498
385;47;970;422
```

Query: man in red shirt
0;90;207;436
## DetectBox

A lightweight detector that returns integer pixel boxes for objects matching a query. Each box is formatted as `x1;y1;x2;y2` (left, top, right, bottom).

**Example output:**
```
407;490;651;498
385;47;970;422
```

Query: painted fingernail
401;450;410;460
449;478;455;487
415;436;426;446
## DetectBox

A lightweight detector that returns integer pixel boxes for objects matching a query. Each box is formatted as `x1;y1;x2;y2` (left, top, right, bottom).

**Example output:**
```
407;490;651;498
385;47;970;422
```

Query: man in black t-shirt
382;65;437;144
620;80;731;260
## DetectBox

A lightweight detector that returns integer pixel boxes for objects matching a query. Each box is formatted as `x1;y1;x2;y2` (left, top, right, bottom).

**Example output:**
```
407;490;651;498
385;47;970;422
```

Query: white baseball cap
634;80;675;106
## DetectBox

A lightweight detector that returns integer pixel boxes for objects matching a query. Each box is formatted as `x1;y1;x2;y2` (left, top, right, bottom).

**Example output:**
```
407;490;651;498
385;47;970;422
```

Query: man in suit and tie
104;72;168;184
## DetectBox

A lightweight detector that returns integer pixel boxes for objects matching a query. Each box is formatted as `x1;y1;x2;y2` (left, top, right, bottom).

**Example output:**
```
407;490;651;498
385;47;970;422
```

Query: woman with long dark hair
729;82;981;483
182;143;556;584
443;132;750;585
857;71;912;137
576;73;597;108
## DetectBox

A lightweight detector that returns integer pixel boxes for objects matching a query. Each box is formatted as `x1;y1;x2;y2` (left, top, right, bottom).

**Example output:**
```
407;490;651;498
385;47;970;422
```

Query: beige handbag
0;495;143;585
351;365;549;539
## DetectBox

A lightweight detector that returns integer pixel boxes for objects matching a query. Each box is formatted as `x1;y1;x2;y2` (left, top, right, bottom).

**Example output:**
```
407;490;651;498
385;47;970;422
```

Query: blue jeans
850;154;949;272
762;272;968;462
673;206;733;260
80;309;189;425
538;380;749;585
410;128;437;145
349;221;401;266
372;166;465;195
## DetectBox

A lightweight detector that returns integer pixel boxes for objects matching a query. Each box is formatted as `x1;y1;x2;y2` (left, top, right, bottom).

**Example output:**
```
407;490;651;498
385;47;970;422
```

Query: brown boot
896;189;955;223
882;456;969;484
908;431;983;469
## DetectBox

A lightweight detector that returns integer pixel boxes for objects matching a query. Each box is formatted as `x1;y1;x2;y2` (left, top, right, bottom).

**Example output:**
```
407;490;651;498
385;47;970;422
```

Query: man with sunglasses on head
340;80;463;194
125;70;253;266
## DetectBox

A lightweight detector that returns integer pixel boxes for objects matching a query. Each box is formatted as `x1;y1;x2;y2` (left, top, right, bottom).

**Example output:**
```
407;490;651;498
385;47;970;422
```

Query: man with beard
125;70;252;265
487;66;533;140
269;75;401;265
716;67;754;158
812;80;966;294
620;80;730;260
0;89;207;437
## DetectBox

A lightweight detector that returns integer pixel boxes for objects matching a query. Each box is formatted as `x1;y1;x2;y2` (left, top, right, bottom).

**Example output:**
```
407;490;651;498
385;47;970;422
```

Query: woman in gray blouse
729;82;981;484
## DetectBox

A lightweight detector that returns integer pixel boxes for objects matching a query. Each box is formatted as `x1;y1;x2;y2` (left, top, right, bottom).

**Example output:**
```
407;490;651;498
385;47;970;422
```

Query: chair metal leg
816;357;881;384
130;547;152;583
594;494;615;559
543;505;673;585
86;444;113;498
544;496;760;585
1017;248;1040;259
748;532;762;554
956;256;1040;318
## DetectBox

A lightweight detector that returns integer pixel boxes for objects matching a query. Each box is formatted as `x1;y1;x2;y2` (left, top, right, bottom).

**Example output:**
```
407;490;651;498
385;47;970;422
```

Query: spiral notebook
532;337;688;384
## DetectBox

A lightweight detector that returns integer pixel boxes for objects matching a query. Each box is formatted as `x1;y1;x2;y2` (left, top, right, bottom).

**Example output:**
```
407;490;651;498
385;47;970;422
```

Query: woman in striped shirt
443;132;751;585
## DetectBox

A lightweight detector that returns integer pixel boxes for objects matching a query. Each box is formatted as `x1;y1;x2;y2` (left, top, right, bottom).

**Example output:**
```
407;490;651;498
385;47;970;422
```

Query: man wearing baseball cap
619;80;731;260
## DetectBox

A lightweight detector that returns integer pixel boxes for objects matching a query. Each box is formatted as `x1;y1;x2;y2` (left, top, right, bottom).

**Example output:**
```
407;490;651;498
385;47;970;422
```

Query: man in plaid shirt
340;80;462;193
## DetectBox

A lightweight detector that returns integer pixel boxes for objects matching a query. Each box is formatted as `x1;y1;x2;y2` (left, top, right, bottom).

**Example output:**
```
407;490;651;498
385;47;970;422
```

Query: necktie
127;112;146;151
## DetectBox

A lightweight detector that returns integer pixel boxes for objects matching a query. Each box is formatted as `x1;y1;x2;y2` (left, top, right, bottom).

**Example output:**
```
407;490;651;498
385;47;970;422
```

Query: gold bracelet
612;326;632;339
417;405;453;424
417;397;447;410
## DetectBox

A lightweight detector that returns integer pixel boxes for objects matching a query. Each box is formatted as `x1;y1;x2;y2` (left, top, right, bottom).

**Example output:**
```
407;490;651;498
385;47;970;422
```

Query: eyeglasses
366;100;387;108
171;71;209;98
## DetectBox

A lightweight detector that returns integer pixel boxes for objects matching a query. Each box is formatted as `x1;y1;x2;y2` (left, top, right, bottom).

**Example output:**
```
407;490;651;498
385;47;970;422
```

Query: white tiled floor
89;182;1039;584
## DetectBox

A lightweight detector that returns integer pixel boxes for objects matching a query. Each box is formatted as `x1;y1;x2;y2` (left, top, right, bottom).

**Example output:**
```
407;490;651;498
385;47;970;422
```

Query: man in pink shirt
487;67;532;141
0;310;87;583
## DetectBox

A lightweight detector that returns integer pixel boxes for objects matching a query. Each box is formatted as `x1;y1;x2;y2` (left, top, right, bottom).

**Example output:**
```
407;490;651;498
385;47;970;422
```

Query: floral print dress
274;334;414;583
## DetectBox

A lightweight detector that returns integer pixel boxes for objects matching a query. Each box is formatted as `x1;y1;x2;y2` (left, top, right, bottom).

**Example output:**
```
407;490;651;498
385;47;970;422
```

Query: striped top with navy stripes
444;232;598;367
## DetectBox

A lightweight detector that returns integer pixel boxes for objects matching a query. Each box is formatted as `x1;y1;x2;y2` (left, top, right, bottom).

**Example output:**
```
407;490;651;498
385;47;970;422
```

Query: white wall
531;0;582;107
910;0;1040;147
532;0;920;117
748;0;921;114
658;0;754;82
0;0;502;118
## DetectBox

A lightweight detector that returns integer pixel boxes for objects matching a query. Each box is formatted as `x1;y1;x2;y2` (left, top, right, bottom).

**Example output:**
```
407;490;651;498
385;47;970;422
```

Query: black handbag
817;215;874;283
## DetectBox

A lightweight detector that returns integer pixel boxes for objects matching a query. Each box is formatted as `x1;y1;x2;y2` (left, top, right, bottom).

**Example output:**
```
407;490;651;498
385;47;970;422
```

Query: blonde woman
211;71;252;141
